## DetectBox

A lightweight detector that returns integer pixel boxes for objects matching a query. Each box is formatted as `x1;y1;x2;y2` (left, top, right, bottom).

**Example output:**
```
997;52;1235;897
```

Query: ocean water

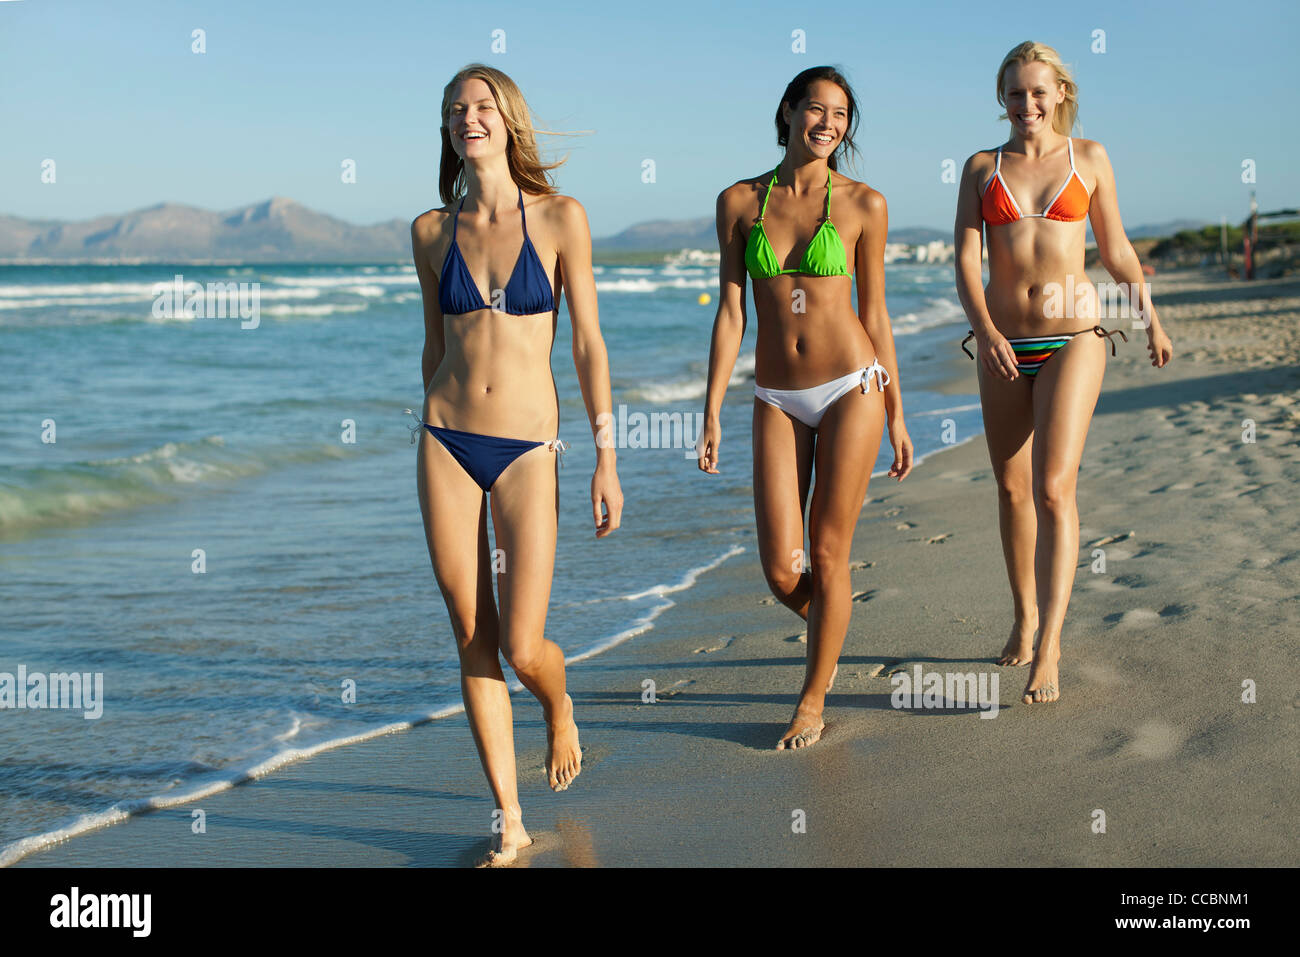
0;259;979;863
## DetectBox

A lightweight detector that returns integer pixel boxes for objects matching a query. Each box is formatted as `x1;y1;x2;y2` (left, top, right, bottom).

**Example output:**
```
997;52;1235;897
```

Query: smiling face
1001;60;1064;135
445;77;507;161
784;79;849;160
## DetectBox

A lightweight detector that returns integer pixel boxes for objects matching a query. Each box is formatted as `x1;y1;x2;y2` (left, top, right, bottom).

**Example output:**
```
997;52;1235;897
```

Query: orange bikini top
981;137;1090;225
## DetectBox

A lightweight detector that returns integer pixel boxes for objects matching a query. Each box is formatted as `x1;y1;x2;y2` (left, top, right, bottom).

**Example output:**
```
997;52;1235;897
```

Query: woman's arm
698;186;748;474
954;154;1018;380
1085;140;1173;368
411;214;446;393
855;187;912;480
555;195;623;537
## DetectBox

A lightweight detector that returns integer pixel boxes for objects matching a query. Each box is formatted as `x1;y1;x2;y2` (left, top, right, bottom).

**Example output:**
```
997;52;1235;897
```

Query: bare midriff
751;273;877;390
984;218;1100;337
423;307;559;438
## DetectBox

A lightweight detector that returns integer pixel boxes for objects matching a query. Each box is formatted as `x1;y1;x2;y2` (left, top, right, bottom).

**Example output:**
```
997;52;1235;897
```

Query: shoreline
13;266;1299;867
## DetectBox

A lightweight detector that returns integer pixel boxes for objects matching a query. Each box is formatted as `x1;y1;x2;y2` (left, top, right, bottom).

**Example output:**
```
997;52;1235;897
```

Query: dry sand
16;267;1298;867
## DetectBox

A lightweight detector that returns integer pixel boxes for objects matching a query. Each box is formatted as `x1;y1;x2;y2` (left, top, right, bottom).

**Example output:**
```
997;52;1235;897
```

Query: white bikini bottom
753;359;890;429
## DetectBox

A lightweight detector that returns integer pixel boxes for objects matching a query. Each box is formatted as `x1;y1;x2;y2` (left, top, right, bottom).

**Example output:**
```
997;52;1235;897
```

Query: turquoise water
0;260;979;860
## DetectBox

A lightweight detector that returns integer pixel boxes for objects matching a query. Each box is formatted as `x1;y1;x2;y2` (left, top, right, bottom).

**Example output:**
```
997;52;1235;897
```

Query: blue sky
3;0;1296;237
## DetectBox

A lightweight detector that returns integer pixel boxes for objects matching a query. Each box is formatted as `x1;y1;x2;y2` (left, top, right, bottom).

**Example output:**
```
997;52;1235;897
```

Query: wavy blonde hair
438;64;563;204
995;41;1079;135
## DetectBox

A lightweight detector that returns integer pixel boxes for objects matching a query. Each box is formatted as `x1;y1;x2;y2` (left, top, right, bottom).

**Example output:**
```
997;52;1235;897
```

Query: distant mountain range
0;198;410;263
0;199;1209;263
593;216;950;249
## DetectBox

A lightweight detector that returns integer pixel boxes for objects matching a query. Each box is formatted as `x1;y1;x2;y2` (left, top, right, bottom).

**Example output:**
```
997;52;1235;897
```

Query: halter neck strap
758;167;833;223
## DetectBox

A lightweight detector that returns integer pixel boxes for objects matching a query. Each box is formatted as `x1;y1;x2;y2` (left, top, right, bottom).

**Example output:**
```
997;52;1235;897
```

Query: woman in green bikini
698;66;913;749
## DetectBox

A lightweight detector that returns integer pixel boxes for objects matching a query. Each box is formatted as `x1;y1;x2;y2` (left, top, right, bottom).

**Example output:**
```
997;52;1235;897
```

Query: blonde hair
995;41;1079;135
438;64;563;204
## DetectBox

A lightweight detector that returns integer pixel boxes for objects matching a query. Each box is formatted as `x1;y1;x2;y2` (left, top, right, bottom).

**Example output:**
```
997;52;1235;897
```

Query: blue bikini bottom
405;410;566;492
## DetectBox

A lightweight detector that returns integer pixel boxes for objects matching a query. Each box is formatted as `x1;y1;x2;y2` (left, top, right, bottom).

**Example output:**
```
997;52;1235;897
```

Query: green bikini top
744;166;850;280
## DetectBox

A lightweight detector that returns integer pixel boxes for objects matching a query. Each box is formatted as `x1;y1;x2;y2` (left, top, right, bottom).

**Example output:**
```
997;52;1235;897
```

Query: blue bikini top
439;188;555;316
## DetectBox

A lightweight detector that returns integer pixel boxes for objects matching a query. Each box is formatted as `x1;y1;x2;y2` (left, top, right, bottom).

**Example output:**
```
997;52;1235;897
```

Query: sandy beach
15;267;1299;868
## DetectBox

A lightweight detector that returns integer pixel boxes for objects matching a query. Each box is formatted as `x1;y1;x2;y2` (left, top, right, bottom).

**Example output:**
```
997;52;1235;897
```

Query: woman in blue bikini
698;66;913;750
409;63;622;865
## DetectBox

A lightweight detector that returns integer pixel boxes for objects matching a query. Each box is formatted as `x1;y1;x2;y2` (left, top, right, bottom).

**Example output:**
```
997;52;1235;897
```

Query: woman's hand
592;461;623;538
697;417;722;474
978;329;1020;380
1146;324;1173;368
887;416;913;481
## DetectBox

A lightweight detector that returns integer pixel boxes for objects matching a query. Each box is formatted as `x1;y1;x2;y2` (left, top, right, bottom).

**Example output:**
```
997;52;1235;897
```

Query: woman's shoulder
526;192;590;235
1069;137;1107;162
410;206;451;241
963;147;1002;178
527;190;581;214
717;173;772;210
830;172;886;216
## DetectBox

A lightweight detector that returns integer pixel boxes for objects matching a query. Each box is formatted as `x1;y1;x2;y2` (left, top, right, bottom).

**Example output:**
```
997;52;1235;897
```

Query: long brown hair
774;66;861;171
438;64;563;204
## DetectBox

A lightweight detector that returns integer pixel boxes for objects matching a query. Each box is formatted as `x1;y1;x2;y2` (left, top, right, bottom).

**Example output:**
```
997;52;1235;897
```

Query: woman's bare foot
476;811;533;867
1021;644;1060;704
545;693;582;791
776;702;825;750
997;617;1037;666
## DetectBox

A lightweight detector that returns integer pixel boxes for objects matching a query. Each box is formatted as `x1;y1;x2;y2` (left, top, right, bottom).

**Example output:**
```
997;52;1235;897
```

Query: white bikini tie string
403;408;426;445
547;438;570;467
861;359;891;393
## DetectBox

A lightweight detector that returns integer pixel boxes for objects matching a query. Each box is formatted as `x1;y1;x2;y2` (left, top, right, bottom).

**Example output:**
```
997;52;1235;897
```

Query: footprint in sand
1232;484;1267;498
1130;543;1168;558
786;631;807;643
895;521;917;530
1075;661;1124;685
849;560;875;571
693;636;734;654
1111;572;1151;589
1079;578;1127;592
883;659;922;677
851;589;878;602
1127;720;1184;759
926;533;951;544
759;596;777;605
655;679;695;699
1088;722;1184;761
1104;608;1162;628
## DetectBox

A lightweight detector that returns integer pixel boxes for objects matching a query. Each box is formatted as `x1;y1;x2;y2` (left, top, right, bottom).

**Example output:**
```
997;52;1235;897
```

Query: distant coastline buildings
883;239;954;264
661;240;957;269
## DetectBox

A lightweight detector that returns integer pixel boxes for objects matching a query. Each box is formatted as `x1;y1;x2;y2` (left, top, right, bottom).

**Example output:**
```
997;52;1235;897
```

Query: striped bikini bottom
961;325;1128;377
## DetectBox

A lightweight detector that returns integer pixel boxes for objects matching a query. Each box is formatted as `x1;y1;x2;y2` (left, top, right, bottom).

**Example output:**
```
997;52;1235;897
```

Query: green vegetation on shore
1150;220;1300;259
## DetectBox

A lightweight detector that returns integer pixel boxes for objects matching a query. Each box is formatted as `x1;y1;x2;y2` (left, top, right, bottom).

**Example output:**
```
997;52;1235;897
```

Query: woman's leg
417;432;528;865
775;384;884;749
1024;333;1107;703
976;363;1038;665
489;445;581;791
752;397;816;617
